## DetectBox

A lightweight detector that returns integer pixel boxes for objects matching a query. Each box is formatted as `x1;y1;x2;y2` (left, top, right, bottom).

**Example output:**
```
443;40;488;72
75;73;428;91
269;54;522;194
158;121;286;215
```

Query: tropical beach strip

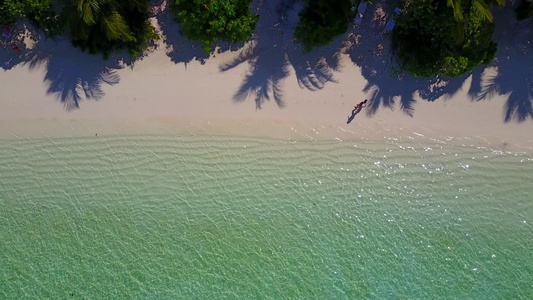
0;0;532;150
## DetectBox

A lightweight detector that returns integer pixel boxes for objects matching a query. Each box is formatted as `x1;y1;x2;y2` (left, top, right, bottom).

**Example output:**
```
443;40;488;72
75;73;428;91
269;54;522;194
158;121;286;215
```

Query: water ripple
0;135;532;298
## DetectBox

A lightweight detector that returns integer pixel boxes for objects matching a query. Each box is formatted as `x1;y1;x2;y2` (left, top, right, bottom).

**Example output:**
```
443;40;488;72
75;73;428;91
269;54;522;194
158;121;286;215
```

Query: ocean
1;134;532;299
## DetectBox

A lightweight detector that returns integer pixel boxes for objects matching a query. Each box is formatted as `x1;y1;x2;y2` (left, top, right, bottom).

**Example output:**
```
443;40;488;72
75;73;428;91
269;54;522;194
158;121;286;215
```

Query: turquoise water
1;135;532;299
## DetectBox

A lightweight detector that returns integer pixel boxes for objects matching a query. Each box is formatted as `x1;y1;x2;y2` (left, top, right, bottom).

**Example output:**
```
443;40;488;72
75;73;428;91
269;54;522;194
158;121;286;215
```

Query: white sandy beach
1;1;532;152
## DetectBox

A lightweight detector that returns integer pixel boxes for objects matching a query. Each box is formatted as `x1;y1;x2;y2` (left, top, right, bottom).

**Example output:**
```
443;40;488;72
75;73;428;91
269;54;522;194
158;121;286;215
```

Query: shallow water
1;135;532;299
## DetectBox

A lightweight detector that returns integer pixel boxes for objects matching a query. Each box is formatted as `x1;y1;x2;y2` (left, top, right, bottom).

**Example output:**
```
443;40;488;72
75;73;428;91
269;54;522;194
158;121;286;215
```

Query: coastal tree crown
170;0;259;53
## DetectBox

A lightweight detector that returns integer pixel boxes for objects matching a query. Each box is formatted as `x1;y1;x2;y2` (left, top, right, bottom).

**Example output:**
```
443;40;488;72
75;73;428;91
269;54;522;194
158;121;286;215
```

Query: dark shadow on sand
1;20;133;111
42;42;123;111
27;38;124;111
344;1;532;122
467;6;533;122
341;0;469;118
347;108;360;124
219;0;341;109
220;38;290;108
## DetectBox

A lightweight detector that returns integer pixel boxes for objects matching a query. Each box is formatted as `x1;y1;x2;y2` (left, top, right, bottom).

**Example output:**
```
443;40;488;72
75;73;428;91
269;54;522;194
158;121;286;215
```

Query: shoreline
2;114;532;155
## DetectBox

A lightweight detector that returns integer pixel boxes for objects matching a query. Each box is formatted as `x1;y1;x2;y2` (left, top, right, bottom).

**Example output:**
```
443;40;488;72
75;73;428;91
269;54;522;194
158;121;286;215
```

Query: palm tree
66;0;133;54
447;0;505;22
447;0;504;42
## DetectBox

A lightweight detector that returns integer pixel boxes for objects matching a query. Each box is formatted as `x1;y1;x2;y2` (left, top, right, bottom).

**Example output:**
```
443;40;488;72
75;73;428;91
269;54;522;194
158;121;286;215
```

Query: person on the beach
354;99;368;111
347;100;367;124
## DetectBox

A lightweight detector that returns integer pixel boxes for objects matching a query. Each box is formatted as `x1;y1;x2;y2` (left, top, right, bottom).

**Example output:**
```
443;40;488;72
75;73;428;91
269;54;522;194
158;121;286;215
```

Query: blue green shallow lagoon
1;135;532;299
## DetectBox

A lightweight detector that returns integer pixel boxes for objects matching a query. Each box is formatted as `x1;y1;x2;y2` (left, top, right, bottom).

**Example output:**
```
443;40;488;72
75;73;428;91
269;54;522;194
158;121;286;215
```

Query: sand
1;0;532;152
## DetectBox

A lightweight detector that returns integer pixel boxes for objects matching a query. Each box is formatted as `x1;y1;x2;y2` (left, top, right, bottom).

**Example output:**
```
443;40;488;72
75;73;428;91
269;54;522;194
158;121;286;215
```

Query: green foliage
393;0;498;77
446;0;503;42
66;0;158;59
294;0;352;52
171;0;259;53
447;0;504;22
0;0;52;26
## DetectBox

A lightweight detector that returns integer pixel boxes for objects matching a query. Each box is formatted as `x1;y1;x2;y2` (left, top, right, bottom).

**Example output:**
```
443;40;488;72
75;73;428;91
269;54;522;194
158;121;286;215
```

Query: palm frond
102;11;133;42
447;0;464;21
77;0;100;25
473;0;493;21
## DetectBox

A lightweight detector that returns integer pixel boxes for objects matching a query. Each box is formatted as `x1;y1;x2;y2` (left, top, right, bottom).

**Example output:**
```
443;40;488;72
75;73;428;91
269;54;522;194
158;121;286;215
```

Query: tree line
1;0;529;76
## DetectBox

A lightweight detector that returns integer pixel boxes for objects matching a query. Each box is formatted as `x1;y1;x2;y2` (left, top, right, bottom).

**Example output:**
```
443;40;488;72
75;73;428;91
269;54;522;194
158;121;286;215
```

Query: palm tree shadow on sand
341;0;469;118
220;39;290;108
219;0;341;109
467;6;533;122
344;1;532;122
25;37;124;111
2;20;128;111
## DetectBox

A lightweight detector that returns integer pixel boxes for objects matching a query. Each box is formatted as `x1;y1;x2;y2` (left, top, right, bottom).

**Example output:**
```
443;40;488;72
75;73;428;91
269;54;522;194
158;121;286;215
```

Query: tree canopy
393;0;499;77
171;0;259;53
0;0;51;26
1;0;515;78
294;0;352;52
65;0;158;59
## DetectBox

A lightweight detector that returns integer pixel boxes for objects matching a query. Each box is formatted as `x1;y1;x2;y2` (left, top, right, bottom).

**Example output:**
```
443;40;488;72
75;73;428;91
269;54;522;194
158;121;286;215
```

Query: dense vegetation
392;0;503;77
1;0;526;78
1;0;157;59
170;0;259;53
294;0;352;52
66;0;157;59
0;0;53;27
